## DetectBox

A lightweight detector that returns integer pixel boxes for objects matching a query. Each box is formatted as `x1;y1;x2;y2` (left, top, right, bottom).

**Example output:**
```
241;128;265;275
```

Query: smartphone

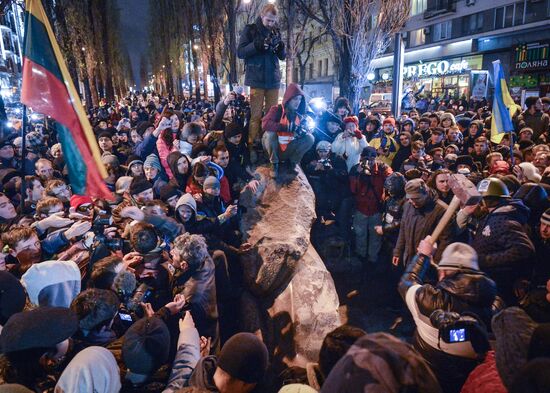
448;328;466;343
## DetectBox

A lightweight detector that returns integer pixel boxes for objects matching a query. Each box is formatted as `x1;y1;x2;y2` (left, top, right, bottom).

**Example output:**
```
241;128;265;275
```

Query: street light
193;44;199;50
243;0;251;3
367;72;375;81
81;47;85;52
382;73;389;81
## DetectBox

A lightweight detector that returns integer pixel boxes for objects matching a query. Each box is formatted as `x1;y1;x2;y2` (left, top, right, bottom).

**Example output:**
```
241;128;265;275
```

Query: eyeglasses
77;204;94;213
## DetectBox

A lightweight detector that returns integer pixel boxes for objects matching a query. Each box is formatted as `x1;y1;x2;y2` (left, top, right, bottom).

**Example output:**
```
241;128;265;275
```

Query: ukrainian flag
490;60;521;144
21;0;111;198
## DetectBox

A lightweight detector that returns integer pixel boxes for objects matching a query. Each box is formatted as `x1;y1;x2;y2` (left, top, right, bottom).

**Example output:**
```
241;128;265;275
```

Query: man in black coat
237;4;285;147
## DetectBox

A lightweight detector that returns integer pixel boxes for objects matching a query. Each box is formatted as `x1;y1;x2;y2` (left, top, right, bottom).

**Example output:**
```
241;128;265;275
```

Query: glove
254;36;266;52
354;130;363;139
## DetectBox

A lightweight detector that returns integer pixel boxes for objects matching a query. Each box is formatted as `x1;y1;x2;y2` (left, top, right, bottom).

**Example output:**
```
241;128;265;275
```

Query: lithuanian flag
21;0;111;198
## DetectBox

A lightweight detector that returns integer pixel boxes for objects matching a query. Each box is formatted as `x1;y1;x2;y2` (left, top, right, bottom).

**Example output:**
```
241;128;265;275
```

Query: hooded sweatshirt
55;346;121;393
167;151;190;189
21;260;81;308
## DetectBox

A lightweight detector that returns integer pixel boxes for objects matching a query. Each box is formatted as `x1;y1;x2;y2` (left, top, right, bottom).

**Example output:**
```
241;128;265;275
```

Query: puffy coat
349;161;392;217
237;17;285;89
471;199;535;303
331;132;368;171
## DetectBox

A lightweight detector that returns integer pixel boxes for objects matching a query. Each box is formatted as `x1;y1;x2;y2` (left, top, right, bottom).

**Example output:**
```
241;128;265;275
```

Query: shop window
433;21;451;41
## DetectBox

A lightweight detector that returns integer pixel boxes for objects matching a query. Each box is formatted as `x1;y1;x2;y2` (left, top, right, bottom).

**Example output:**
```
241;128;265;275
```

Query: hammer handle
429;196;461;245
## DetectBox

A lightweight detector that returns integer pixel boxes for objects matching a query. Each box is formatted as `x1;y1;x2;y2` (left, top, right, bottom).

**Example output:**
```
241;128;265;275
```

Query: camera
318;158;332;169
265;28;282;52
126;283;153;312
430;310;481;344
92;214;126;251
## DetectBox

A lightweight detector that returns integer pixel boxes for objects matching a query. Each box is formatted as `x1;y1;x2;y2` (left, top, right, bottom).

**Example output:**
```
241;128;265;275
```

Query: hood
55;346;121;393
438;271;497;307
283;83;306;114
492;198;531;226
189;355;218;390
167;151;186;177
175;193;197;221
21;260;81;308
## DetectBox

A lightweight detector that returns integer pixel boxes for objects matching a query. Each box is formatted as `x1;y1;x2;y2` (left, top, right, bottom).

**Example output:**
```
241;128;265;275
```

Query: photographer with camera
237;3;285;149
398;237;500;392
349;147;392;273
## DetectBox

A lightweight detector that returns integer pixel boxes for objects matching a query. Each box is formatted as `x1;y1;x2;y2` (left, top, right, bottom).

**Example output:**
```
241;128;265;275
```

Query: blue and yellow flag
490;60;521;144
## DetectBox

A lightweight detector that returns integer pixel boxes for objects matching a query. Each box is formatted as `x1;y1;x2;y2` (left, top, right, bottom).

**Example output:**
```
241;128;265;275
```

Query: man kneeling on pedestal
262;83;315;178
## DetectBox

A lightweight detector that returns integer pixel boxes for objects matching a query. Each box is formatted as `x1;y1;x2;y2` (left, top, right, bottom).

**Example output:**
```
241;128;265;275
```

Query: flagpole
19;105;27;213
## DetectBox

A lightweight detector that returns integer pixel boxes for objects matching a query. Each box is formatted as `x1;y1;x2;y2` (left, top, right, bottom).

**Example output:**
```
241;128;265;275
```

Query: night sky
117;0;149;89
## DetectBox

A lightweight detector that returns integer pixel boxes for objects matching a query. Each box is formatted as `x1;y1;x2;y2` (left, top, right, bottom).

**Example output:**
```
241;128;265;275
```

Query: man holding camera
349;146;392;270
237;3;285;148
398;237;499;393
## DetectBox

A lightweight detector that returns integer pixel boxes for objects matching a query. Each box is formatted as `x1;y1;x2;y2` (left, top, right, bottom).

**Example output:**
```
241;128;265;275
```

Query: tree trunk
192;47;201;100
337;38;352;101
227;0;237;89
202;53;209;98
285;0;295;86
99;1;115;101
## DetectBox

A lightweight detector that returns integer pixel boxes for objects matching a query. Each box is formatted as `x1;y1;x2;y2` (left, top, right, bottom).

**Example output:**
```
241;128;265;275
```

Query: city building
0;2;24;103
369;0;550;105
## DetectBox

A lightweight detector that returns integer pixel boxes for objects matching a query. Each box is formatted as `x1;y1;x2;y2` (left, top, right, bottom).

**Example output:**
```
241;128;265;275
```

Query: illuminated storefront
372;54;485;100
509;41;550;102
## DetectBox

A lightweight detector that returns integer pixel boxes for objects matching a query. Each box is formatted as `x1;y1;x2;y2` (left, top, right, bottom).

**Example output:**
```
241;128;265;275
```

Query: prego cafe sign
403;59;470;78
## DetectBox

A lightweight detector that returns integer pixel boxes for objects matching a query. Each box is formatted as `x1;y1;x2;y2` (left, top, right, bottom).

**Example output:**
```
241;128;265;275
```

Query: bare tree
298;0;410;111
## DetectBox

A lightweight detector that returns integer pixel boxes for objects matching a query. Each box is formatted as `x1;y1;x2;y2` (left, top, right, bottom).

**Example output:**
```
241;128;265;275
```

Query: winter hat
218;332;269;384
491;160;510;175
55;346;121;393
203;176;220;190
320;332;441;393
278;384;317;393
97;130;113;141
360;146;377;159
159;184;182;202
70;288;120;332
321;111;344;128
492;307;538;388
439;112;456;126
316;140;331;151
519;162;542;183
456;117;471;130
115;176;133;195
0;271;26;325
224;122;243;139
122;317;170;375
382;117;396;127
405;178;428;199
438;242;479;271
456;155;476;170
334;97;352;114
70;194;93;210
129;177;153;196
343;116;359;127
143;154;161;171
0;307;78;353
542;208;550;226
126;155;144;169
402;118;415;129
519;127;534;137
176;193;197;215
101;153;119;168
21;260;81;308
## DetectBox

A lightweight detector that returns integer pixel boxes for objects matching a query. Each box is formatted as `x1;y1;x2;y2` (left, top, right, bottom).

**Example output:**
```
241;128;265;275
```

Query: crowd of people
0;3;549;393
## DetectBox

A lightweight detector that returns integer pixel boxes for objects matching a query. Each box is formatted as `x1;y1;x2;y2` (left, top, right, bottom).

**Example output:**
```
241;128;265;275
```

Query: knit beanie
203;176;220;190
70;194;93;210
316;140;331;151
97;130;113;140
159;184;181;202
122;317;170;375
343;116;359;127
143;154;162;171
129;177;153;196
519;162;542;183
382;117;396;127
224;122;243;139
492;307;538;388
217;332;269;384
541;208;550;226
438;242;479;271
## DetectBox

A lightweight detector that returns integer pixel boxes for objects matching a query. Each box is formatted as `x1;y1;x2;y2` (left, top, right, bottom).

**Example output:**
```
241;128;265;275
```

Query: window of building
411;0;427;15
433;21;451;41
309;63;314;80
525;0;548;23
495;2;527;29
465;12;484;33
318;60;323;77
324;58;329;76
409;28;426;47
494;6;504;29
504;4;514;27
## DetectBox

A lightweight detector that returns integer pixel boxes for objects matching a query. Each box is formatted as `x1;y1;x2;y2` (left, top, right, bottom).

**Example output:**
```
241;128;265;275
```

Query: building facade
0;2;24;103
369;0;550;105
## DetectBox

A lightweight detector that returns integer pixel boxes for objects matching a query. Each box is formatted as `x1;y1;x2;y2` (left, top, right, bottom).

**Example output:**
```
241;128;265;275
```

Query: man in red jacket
349;146;392;267
261;83;315;177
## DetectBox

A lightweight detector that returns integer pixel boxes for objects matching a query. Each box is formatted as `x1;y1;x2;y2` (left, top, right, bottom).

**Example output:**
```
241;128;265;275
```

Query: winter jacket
331;132;368;172
349;161;392;216
304;152;350;210
460;351;507;393
518;109;550;141
394;191;452;264
391;145;411;172
237;17;285;89
156;133;177;178
471;199;535;303
381;195;405;245
370;132;399;166
163;322;201;393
